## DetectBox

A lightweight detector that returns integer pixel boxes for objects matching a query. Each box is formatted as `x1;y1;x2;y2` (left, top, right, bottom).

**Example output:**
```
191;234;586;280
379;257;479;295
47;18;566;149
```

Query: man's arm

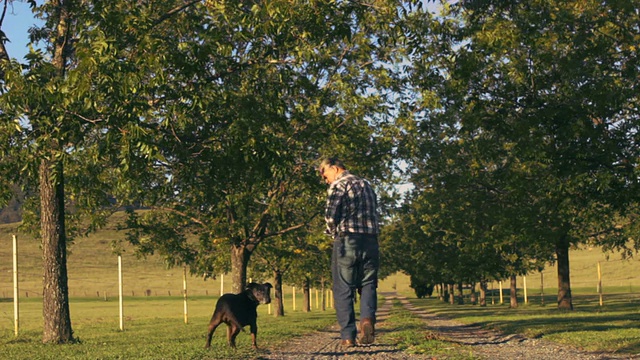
324;183;345;236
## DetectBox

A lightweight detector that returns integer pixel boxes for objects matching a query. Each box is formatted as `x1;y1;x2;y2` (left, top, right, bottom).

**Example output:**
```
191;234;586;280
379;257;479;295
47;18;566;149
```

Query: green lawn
378;299;479;359
2;218;640;357
0;296;337;360
3;292;638;358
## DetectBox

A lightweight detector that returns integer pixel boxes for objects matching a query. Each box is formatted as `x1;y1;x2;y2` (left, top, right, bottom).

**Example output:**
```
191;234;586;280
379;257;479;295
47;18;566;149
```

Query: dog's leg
250;321;258;349
228;323;241;348
205;315;222;349
226;325;233;348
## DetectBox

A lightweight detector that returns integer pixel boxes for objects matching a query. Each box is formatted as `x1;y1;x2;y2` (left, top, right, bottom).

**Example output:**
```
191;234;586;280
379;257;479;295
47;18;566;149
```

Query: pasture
2;219;640;357
0;295;337;359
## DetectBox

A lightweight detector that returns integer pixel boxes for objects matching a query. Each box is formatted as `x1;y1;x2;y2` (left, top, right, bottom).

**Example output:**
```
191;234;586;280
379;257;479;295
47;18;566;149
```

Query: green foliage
253;224;332;289
1;0;408;296
104;0;409;288
389;0;640;305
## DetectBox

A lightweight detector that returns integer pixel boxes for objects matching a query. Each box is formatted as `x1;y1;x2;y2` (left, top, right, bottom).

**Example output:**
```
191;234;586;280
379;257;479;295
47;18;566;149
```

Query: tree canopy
1;2;639;347
391;0;640;309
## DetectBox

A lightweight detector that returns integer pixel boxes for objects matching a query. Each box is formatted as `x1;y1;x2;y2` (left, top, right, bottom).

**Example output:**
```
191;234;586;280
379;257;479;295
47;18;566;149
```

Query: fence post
540;271;544;306
13;234;19;337
491;282;495;305
597;261;603;306
523;276;528;304
499;281;504;304
118;255;124;331
292;286;296;311
326;290;329;310
220;274;224;296
183;266;188;324
329;290;334;309
324;289;329;310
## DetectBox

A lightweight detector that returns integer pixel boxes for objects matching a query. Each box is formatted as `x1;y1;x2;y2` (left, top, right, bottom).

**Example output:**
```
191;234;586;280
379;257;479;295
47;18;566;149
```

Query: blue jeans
331;233;379;340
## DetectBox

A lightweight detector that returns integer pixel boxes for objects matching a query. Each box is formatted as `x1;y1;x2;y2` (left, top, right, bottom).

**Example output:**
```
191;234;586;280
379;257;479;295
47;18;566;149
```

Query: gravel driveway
257;293;639;360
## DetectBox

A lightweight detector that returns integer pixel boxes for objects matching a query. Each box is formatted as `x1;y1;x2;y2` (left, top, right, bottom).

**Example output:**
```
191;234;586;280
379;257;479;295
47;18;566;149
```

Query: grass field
379;299;478;359
0;219;413;299
406;293;640;355
0;295;338;359
2;218;640;357
2;216;640;299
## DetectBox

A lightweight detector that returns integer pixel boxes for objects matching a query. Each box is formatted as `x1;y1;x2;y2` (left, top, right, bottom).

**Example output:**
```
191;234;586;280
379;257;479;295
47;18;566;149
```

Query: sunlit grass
408;294;640;354
379;300;479;359
3;216;640;357
0;296;337;359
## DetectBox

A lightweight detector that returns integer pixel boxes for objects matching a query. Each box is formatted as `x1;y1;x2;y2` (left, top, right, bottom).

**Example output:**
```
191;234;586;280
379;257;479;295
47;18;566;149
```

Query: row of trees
1;0;638;345
383;0;640;310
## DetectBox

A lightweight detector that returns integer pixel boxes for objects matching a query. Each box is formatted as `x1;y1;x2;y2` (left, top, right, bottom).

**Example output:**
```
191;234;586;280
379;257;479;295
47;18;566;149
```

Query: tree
400;0;640;309
120;0;405;294
251;207;331;316
0;0;203;342
1;0;91;343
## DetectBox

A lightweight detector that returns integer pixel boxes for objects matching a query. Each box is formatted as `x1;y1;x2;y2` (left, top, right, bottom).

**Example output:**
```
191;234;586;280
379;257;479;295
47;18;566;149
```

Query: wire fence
0;238;337;309
2;234;640;300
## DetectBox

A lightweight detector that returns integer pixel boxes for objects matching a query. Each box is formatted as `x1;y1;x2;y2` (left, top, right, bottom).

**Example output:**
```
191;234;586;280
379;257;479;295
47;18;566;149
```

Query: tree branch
587;223;628;239
65;110;104;124
150;206;207;227
263;223;306;239
0;0;11;80
151;0;201;28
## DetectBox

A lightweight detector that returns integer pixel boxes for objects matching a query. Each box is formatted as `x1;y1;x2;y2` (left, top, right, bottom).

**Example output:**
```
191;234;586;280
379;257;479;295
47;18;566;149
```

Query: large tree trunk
273;270;285;317
469;282;477;305
230;242;251;294
479;280;487;307
509;275;518;308
40;0;74;345
556;235;574;310
448;283;455;305
303;277;311;312
40;159;73;343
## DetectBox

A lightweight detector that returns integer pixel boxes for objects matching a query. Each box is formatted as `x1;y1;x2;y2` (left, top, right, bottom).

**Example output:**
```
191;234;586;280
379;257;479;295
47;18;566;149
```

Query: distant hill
0;186;22;224
0;188;140;224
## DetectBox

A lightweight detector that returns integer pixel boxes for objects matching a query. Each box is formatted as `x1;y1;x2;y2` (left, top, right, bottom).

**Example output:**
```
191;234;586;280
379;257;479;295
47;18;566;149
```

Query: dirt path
258;293;431;360
397;295;638;360
258;293;638;360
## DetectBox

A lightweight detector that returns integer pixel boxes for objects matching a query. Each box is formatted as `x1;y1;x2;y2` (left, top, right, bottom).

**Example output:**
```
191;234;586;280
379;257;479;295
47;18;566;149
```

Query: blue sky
4;1;39;60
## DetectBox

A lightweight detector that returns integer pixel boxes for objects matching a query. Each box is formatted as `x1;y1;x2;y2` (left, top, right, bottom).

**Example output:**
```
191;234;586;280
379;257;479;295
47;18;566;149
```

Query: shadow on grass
408;293;640;354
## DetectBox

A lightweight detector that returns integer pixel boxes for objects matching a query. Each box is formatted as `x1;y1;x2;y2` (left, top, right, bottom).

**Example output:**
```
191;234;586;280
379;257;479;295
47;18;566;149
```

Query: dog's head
245;282;272;305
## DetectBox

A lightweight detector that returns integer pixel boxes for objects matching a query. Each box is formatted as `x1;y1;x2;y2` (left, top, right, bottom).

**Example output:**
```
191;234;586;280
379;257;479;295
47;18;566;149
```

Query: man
319;157;380;348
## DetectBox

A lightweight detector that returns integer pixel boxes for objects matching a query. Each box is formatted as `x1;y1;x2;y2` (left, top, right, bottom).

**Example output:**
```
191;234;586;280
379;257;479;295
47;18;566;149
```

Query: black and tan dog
205;282;272;349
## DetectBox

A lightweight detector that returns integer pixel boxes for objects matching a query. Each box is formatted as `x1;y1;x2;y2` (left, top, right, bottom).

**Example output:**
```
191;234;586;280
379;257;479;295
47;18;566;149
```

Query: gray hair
319;157;346;171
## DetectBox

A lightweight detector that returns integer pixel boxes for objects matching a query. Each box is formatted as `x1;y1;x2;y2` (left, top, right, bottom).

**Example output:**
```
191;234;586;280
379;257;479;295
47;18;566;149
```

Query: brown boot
340;339;356;349
358;318;375;345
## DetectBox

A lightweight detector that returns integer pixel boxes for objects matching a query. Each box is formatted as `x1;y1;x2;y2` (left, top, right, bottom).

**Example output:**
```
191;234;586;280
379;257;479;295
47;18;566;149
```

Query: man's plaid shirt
325;171;379;237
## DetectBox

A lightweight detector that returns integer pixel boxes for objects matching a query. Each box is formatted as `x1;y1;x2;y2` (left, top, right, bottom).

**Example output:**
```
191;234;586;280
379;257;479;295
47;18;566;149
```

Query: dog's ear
245;282;257;290
264;282;273;289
